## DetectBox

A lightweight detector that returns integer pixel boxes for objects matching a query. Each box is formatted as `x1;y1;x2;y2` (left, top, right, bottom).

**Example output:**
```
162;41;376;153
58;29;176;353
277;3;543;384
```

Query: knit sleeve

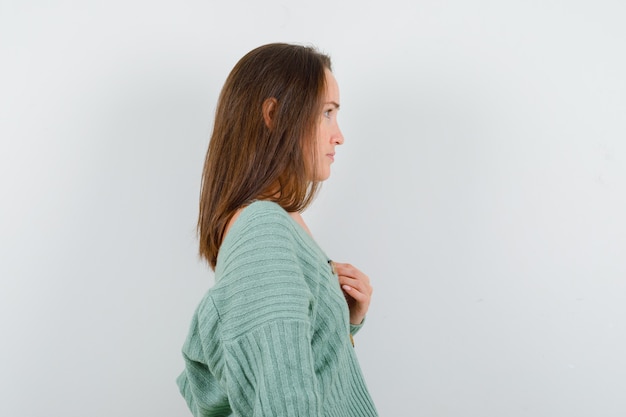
212;208;322;416
350;321;365;336
177;309;232;417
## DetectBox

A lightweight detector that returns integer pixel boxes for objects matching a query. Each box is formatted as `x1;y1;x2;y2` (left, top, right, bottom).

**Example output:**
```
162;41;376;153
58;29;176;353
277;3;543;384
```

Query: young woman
177;43;378;417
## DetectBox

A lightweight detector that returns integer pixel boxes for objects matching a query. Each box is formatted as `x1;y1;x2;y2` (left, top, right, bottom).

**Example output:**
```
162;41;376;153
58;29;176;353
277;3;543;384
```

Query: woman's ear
262;98;278;129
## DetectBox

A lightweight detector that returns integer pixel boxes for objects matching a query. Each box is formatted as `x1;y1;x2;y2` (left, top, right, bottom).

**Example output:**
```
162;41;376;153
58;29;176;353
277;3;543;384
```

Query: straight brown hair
198;43;332;269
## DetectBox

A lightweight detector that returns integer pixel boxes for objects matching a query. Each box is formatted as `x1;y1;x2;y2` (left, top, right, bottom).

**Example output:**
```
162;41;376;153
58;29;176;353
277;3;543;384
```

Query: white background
1;1;625;416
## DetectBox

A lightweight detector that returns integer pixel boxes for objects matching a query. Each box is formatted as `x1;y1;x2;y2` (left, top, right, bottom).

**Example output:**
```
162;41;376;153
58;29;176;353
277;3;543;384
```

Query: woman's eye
324;109;332;118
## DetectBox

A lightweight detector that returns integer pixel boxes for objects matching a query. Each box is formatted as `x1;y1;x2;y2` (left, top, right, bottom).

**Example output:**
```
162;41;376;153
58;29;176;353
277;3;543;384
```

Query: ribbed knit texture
177;201;378;417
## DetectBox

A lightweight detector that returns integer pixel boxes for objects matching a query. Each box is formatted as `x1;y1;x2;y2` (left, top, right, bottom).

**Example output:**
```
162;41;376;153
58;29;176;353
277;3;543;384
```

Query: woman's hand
333;262;373;325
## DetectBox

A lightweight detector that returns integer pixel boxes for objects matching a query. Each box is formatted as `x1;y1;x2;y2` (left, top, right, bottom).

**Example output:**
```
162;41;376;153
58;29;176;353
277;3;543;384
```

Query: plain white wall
2;1;625;416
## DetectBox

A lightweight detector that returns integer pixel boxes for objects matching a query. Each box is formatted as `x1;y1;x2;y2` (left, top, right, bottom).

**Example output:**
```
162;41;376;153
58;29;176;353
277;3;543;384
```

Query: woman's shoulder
229;200;293;236
244;200;289;217
216;201;299;266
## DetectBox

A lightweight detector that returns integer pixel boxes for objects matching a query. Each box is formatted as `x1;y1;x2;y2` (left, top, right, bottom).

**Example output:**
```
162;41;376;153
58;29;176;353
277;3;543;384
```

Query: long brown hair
198;43;332;269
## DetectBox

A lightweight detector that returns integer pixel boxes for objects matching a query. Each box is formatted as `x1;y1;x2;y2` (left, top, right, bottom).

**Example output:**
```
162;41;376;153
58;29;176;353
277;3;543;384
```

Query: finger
341;284;364;299
340;282;371;302
340;283;371;300
336;272;370;289
333;263;365;279
338;275;372;294
333;264;373;291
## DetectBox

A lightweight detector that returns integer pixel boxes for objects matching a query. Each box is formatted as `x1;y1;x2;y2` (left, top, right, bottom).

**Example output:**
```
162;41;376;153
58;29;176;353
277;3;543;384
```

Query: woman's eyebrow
325;101;340;109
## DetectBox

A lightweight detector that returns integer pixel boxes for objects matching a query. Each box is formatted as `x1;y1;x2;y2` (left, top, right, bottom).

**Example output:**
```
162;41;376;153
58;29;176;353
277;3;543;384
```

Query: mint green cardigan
177;201;377;416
